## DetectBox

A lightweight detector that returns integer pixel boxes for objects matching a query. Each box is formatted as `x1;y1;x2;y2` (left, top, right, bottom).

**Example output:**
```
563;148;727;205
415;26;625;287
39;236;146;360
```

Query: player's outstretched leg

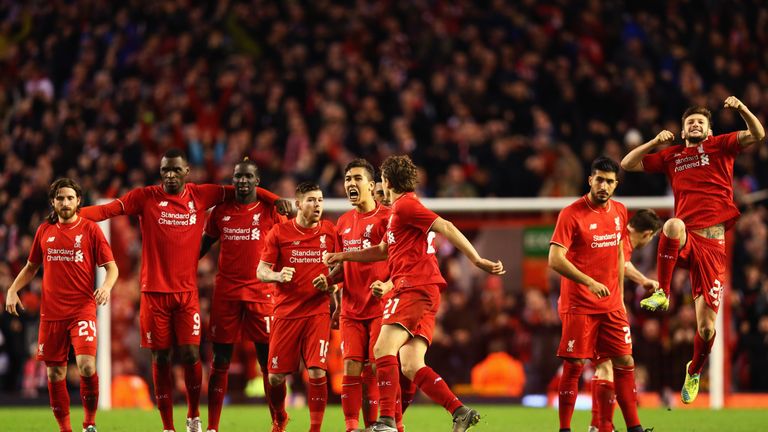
642;219;684;311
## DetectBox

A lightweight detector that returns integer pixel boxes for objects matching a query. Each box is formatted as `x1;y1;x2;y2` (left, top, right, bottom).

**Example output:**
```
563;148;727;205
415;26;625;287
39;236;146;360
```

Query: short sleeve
398;198;439;233
204;207;221;238
641;152;665;173
260;225;280;265
90;224;115;266
715;131;741;155
196;184;227;209
28;225;44;264
550;207;576;250
118;188;148;216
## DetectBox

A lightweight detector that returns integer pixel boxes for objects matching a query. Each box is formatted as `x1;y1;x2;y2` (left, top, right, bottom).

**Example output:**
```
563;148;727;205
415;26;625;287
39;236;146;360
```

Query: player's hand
371;280;394;298
323;252;344;266
278;267;296;283
654;130;674;145
94;286;112;305
475;258;506;275
588;281;610;298
5;290;24;316
275;199;294;216
312;274;330;292
642;278;660;291
723;96;743;110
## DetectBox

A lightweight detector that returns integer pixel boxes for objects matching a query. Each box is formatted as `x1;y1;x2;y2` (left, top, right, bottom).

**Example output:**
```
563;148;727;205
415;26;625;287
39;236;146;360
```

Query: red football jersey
642;132;741;230
260;219;338;319
386;193;447;291
622;227;633;263
550;196;627;314
336;204;390;320
205;200;286;303
80;183;229;293
28;217;114;321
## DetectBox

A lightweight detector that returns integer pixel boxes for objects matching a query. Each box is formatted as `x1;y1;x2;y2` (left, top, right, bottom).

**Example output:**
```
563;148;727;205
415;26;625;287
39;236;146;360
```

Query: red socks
558;361;583;430
48;379;71;432
657;233;680;296
375;355;400;419
207;366;229;431
342;375;363;430
268;378;288;423
412;366;462;415
362;365;379;426
80;374;99;428
307;377;328;432
689;331;716;375
183;361;202;419
594;379;616;432
400;371;416;412
152;362;175;430
614;366;640;429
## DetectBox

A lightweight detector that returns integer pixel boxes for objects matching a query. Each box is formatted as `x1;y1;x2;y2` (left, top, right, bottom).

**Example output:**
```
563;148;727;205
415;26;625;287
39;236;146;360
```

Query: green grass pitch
0;405;763;431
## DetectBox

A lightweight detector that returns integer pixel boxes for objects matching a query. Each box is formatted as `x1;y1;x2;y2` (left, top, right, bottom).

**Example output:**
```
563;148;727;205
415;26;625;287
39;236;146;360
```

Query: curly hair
380;155;419;193
47;178;83;224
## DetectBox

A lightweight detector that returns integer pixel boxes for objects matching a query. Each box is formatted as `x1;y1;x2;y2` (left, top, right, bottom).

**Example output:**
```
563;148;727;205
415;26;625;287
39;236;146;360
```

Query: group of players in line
4;96;764;432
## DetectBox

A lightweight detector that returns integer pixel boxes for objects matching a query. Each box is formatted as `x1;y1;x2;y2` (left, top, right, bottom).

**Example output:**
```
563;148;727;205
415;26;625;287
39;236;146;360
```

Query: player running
6;178;118;432
199;159;286;432
621;97;765;403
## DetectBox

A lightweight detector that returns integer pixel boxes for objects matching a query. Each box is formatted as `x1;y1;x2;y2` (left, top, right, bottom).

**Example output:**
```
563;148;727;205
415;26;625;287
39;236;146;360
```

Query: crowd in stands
2;0;768;402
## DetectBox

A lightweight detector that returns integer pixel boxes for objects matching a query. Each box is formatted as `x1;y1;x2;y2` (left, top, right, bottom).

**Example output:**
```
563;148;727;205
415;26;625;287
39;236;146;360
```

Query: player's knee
307;367;326;379
179;346;200;364
663;218;685;238
152;349;172;364
612;355;634;368
268;373;286;387
698;325;715;341
46;366;66;382
399;359;424;380
344;359;363;376
78;362;96;377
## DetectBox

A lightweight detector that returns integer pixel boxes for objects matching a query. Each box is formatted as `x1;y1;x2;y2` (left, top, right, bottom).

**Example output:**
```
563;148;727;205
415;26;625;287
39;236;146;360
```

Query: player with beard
79;149;288;432
257;182;338;432
199;159;287;432
548;157;649;432
6;178;118;432
325;155;505;432
622;98;765;403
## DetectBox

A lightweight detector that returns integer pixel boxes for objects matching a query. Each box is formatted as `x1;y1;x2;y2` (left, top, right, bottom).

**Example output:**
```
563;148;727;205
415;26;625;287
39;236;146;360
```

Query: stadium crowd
2;0;768;403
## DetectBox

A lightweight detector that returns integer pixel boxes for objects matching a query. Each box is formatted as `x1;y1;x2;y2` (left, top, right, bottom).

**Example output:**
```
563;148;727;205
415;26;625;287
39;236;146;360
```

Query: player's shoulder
34;220;55;236
561;197;587;214
336;209;354;225
320;219;337;232
611;199;627;213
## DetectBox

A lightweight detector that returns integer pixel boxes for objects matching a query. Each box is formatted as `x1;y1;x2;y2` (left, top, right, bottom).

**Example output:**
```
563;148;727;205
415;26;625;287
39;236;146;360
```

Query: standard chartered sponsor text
289;249;323;264
158;211;193;225
591;233;619;249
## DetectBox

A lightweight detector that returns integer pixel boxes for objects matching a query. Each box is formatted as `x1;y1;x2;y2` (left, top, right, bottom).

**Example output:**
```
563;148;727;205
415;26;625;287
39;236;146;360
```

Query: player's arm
257;260;295;283
620;130;675;172
94;261;119;305
330;289;341;329
430;217;505;275
256;187;293;216
324;240;388;266
624;261;659;291
548;244;610;298
371;279;394;298
325;263;344;285
79;199;126;221
4;261;42;316
723;96;766;148
199;234;219;259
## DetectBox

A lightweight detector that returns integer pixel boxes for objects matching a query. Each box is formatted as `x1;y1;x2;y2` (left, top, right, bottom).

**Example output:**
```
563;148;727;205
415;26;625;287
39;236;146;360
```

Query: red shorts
210;298;273;344
140;292;201;349
382;284;440;344
558;309;632;360
268;314;331;373
678;231;727;313
340;316;382;362
37;315;98;365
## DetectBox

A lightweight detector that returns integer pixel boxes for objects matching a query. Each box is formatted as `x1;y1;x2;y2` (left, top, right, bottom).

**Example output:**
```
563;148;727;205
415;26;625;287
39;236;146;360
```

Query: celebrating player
589;209;662;432
548;157;649;432
199;159;286;432
325;155;505;432
79;149;287;432
257;182;337;432
621;97;765;403
5;178;118;432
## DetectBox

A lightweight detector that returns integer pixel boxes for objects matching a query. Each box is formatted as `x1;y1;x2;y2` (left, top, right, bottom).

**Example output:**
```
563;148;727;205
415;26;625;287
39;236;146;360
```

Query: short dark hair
629;209;662;233
48;178;83;223
344;158;376;182
236;157;260;176
163;148;188;163
380;155;419;193
590;156;620;175
296;181;321;198
682;106;712;125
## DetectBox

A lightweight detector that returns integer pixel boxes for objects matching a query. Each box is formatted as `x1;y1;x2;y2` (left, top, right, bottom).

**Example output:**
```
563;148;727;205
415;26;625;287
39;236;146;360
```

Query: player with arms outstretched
6;178;118;432
325;155;505;432
79;149;287;432
621;97;765;403
199;159;287;432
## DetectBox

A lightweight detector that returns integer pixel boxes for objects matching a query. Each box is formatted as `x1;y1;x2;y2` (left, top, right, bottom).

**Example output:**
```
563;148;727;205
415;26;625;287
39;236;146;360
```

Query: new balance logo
222;216;231;222
47;236;55;242
159;201;169;207
293;240;301;245
589;223;597;230
342;227;351;234
434;377;443;384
